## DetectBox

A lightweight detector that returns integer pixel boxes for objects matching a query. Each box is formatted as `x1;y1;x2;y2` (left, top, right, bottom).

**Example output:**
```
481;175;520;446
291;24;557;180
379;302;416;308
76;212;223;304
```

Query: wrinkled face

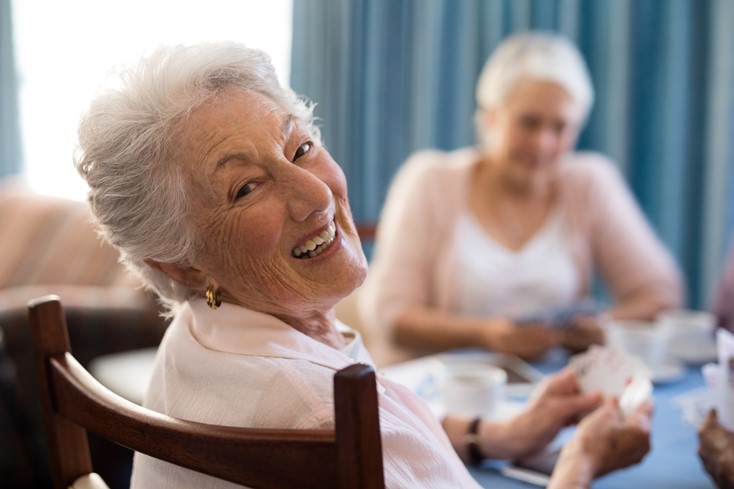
484;79;582;185
172;89;367;318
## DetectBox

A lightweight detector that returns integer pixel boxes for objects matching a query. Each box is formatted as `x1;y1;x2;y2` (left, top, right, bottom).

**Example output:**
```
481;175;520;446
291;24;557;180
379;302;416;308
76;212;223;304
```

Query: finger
698;408;718;434
634;398;655;417
622;398;654;427
709;408;718;423
624;403;653;431
542;368;578;395
560;392;604;420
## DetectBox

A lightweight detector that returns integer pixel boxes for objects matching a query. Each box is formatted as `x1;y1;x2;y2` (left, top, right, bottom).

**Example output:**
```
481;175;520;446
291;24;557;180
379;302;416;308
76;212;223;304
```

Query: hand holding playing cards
498;368;602;459
698;409;734;489
548;398;652;489
560;315;606;354
578;397;652;476
482;319;559;361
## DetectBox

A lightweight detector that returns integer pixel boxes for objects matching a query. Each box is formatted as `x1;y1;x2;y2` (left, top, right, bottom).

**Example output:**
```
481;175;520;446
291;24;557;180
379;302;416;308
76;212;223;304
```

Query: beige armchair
0;178;168;488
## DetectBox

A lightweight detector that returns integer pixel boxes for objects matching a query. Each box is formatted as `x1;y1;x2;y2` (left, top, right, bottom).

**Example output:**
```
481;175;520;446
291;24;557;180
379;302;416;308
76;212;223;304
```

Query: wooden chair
29;295;385;489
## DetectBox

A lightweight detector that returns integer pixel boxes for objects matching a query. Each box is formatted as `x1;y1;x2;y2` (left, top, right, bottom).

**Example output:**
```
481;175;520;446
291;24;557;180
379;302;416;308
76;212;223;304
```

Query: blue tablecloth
467;350;716;488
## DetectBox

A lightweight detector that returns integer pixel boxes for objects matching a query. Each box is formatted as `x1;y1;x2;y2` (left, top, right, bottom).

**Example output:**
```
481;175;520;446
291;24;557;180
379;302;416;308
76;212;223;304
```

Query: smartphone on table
500;447;561;486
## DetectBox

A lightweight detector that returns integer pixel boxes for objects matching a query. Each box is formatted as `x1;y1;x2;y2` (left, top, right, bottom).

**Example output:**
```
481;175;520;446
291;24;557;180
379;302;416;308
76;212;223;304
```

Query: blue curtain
0;0;21;178
291;0;734;309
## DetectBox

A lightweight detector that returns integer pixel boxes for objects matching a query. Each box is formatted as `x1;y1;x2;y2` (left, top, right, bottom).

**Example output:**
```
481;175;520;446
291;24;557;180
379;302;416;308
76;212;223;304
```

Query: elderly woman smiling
75;42;651;488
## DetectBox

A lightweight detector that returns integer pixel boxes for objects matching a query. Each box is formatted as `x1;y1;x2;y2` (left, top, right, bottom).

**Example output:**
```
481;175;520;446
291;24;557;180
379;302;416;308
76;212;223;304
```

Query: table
382;348;716;489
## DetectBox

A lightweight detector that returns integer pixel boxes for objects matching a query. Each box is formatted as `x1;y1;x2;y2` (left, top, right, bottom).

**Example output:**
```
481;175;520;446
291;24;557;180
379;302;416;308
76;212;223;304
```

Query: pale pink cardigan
711;241;734;332
359;148;683;363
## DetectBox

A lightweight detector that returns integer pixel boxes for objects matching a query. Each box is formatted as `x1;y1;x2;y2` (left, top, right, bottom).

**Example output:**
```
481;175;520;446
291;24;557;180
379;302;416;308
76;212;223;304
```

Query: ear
144;258;209;291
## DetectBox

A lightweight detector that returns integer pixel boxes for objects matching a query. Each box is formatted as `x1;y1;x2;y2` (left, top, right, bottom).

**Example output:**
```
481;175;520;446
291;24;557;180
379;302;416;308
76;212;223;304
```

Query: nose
532;127;559;156
285;167;333;222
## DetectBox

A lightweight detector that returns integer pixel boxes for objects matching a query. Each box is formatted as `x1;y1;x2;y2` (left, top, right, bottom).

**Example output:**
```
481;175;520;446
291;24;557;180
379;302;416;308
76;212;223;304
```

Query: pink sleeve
711;242;734;331
582;157;684;311
359;151;447;331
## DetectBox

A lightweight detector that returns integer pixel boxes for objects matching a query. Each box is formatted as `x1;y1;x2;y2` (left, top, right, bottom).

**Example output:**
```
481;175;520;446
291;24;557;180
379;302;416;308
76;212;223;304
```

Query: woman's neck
469;155;557;250
275;308;347;349
476;155;554;202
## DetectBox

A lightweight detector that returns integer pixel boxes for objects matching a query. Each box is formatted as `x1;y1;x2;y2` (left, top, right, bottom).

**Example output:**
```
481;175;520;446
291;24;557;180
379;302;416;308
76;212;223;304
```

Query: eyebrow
213;115;295;170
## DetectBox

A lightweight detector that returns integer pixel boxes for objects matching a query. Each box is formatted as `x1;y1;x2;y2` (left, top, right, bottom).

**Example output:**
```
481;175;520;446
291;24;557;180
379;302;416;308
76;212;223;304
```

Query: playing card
569;346;606;394
619;376;653;417
717;329;734;385
570;345;652;416
703;333;734;431
515;299;602;329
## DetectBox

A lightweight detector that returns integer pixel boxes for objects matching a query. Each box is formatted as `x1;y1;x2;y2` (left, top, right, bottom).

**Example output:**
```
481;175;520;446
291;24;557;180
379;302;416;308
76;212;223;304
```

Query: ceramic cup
657;309;716;357
437;363;507;418
605;320;667;370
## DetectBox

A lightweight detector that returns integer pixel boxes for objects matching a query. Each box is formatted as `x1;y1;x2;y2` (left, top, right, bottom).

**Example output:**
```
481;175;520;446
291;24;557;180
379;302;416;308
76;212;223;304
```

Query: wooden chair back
29;295;385;489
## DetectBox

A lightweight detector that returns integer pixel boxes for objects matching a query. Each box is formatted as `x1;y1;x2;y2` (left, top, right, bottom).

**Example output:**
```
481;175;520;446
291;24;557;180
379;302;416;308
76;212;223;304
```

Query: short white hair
74;42;320;312
475;31;594;138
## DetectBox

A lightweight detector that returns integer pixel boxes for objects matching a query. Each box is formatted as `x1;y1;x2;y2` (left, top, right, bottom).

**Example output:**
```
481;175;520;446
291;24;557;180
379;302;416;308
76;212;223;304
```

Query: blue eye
235;182;257;199
294;142;312;161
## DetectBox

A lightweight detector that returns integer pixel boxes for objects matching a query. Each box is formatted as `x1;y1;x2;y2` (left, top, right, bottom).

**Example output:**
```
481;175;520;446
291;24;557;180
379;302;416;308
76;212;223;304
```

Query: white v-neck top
453;207;578;319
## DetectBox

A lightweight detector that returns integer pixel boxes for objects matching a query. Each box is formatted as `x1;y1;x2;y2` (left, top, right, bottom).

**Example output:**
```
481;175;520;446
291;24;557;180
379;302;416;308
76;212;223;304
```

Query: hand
564;397;653;478
496;368;602;459
698;409;734;489
482;319;559;361
560;315;606;354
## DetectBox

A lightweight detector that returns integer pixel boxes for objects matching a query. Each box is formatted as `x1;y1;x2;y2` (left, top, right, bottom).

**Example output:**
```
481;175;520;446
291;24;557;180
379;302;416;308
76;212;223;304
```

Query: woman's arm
579;156;684;319
442;369;602;462
710;242;734;332
441;369;651;489
395;306;559;361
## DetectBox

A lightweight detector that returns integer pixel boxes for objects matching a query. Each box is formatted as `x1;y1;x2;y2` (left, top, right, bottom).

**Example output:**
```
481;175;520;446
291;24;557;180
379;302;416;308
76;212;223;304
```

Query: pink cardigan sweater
360;148;683;363
711;241;734;332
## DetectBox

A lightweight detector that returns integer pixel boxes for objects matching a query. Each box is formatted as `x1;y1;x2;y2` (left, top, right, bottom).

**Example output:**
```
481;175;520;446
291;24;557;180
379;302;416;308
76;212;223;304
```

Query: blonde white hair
475;31;594;141
74;42;320;312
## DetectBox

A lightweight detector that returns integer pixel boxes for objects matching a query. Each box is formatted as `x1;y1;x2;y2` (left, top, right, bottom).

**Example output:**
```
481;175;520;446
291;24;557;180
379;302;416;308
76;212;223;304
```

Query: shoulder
150;344;337;428
148;308;339;429
558;151;623;181
557;151;628;196
394;147;478;187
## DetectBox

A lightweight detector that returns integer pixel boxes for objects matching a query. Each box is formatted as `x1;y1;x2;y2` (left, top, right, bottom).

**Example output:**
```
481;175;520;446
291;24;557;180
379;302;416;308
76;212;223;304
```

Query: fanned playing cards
569;345;653;417
701;329;734;430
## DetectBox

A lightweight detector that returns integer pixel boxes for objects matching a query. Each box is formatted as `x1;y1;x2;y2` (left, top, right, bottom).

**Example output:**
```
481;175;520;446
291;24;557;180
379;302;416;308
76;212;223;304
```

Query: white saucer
650;360;686;384
668;342;717;365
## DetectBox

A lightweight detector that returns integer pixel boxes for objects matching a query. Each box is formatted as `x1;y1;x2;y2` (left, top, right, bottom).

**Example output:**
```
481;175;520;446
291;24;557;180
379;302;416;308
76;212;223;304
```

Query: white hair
74;42;321;312
475;31;594;140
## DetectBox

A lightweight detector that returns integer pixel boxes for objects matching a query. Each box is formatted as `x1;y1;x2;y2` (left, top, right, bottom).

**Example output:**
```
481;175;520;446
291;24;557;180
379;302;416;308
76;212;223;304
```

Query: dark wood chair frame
29;295;385;489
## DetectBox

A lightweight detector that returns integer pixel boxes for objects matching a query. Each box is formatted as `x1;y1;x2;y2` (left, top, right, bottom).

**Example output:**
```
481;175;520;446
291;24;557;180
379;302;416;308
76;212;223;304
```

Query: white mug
605;320;666;369
437;363;507;418
657;309;715;353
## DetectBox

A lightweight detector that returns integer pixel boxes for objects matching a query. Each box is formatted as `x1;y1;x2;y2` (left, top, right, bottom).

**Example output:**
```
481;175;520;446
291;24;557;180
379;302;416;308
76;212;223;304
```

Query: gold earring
205;286;222;310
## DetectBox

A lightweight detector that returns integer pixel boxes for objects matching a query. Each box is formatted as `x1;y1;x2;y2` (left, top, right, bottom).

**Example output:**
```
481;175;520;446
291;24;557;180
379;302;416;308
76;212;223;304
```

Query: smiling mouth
292;221;337;259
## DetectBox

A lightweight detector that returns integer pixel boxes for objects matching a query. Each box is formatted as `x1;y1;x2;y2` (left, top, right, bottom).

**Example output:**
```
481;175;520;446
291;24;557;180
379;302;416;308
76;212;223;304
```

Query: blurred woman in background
360;31;682;365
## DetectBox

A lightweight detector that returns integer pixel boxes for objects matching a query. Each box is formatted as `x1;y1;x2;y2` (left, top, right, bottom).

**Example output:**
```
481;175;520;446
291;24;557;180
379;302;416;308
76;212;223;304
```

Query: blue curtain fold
291;0;734;308
0;0;21;178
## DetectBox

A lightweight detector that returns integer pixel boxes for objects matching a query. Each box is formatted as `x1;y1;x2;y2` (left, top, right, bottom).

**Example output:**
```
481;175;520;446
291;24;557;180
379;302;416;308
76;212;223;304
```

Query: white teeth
292;220;337;258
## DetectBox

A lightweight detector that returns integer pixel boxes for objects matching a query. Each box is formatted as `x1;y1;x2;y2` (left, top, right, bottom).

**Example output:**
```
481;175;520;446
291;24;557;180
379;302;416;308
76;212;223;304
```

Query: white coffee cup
657;309;715;354
437;363;507;418
605;320;667;369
